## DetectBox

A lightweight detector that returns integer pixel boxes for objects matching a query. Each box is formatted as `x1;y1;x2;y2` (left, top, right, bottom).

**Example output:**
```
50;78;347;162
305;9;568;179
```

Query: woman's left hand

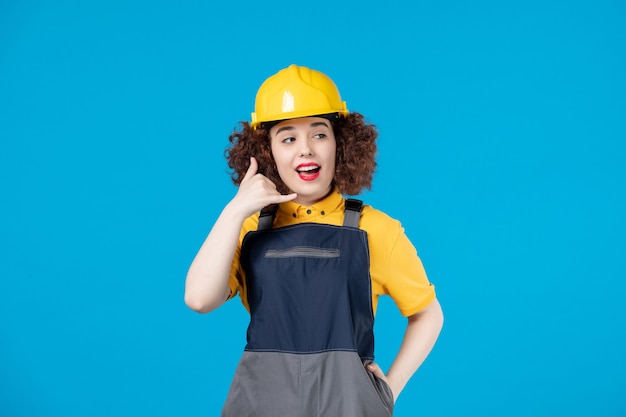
366;362;398;403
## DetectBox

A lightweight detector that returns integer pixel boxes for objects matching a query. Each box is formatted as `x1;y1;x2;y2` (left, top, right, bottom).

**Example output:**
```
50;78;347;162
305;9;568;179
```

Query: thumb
366;362;385;379
242;157;258;182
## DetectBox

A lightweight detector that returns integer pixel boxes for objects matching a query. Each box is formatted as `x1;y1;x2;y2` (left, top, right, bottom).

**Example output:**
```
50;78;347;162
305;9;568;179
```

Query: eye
313;133;327;139
281;136;295;144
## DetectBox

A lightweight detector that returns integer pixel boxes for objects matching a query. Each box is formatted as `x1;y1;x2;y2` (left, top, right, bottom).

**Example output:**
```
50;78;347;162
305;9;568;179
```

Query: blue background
1;1;625;416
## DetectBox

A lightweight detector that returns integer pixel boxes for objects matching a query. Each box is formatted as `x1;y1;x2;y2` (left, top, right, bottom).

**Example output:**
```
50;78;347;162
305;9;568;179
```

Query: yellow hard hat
250;64;349;129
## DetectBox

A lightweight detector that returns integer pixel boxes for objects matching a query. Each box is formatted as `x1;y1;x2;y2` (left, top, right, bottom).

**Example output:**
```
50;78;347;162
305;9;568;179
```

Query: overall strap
343;198;363;228
257;204;278;231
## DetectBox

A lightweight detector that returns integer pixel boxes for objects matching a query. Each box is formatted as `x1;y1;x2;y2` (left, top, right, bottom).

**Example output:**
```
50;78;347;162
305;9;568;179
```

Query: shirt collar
277;188;344;219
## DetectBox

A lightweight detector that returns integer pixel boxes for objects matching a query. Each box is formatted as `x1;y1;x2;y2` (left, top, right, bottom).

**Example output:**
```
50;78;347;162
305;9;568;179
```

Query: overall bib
221;200;394;417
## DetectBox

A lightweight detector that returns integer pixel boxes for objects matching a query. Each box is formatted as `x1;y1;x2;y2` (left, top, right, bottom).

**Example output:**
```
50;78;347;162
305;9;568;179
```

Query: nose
299;138;313;157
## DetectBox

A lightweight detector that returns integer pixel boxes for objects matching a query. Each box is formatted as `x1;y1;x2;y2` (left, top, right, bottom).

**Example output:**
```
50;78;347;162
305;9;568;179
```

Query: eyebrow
274;121;330;135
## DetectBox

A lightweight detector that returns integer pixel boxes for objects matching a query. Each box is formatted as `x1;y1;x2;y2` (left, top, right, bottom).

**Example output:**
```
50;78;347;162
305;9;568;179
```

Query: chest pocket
265;246;340;259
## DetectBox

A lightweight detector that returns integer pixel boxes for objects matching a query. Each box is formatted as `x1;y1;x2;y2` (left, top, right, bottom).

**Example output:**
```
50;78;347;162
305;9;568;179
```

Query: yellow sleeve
226;213;259;312
363;206;436;317
383;229;436;316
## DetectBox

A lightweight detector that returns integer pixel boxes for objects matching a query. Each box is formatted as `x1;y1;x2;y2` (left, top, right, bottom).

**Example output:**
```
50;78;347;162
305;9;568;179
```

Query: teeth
298;165;319;172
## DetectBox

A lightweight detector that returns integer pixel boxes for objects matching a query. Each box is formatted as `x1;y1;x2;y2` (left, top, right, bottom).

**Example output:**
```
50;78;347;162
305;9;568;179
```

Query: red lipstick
296;163;321;181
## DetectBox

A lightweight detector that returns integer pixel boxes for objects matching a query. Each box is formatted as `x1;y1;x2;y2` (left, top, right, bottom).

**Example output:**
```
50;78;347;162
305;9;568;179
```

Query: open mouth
296;163;321;181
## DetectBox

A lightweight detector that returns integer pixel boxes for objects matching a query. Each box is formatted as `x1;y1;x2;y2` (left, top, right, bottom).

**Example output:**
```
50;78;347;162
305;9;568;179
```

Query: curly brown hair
225;112;378;196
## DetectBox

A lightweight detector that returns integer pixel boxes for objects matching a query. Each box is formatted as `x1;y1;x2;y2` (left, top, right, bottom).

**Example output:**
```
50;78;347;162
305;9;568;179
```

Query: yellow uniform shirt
228;189;436;317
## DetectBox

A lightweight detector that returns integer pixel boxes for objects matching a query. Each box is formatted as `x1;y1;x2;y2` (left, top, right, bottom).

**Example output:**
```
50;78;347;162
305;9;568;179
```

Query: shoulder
359;204;403;237
240;212;260;240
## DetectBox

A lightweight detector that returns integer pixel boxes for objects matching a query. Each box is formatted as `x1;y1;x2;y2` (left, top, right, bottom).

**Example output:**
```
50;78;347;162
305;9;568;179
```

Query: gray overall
221;200;394;417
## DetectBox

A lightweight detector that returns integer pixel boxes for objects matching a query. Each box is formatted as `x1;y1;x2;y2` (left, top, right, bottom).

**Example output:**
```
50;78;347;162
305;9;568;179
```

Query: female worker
185;64;444;417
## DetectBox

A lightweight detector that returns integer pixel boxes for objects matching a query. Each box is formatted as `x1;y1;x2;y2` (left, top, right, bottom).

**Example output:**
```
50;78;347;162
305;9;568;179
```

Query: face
270;117;336;206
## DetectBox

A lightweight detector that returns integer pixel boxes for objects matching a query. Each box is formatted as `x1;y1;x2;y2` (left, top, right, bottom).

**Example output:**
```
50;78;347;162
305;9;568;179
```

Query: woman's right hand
185;156;296;313
230;157;297;218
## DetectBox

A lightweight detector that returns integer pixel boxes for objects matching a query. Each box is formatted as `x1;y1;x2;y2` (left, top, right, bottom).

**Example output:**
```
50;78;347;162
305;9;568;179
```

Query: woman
185;64;444;417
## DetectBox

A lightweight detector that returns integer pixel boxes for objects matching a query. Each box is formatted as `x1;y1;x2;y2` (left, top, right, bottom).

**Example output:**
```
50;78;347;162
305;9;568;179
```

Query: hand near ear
232;157;297;219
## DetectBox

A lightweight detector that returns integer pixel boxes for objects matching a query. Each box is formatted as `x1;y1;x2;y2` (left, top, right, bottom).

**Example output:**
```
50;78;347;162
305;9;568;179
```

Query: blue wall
1;1;624;416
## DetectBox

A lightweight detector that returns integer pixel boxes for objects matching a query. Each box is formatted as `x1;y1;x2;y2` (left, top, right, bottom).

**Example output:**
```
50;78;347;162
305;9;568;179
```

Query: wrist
223;198;253;223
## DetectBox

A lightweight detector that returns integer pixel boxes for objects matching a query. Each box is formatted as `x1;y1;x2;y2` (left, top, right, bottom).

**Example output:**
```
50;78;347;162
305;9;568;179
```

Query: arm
367;298;444;402
184;157;297;313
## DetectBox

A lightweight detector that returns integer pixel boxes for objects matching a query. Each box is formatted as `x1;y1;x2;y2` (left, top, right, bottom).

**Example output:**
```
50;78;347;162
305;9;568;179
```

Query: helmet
250;64;349;129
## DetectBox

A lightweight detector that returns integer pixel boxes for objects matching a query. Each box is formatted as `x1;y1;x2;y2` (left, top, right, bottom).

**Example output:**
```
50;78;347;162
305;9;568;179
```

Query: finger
270;193;298;204
241;157;258;182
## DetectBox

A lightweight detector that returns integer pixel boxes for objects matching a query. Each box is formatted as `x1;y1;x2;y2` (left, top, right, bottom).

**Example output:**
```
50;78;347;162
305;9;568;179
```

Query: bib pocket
265;246;340;259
